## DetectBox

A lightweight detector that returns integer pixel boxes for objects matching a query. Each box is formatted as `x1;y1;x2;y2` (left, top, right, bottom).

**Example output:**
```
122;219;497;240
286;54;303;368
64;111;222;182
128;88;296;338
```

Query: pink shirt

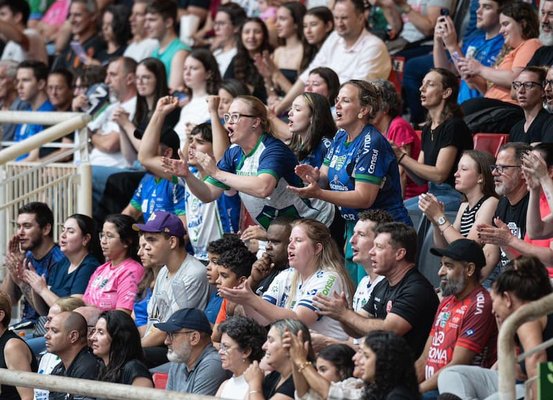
387;116;427;199
83;258;144;311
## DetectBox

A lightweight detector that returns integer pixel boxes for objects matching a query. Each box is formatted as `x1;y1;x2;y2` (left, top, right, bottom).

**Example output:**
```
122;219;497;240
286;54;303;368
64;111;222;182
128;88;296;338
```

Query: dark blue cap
154;308;212;335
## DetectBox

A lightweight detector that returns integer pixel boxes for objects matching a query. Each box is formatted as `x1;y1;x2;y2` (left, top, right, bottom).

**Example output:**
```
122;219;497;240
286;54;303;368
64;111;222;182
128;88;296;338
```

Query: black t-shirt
509;109;553;144
53;35;106;74
49;347;101;400
120;359;153;385
262;371;295;399
527;46;553;68
362;268;439;358
421;117;473;186
494;194;529;269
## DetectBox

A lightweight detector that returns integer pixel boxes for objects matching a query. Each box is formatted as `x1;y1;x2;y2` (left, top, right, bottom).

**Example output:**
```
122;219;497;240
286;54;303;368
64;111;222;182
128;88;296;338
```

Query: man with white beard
154;308;227;395
527;0;553;66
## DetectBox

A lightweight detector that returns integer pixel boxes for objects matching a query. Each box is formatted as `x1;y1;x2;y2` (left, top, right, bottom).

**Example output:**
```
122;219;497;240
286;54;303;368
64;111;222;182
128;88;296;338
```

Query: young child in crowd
212;246;257;342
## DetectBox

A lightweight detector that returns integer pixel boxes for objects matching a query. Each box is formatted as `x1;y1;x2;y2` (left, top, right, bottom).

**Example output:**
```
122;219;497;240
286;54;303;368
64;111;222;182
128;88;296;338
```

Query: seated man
134;211;209;367
0;291;37;400
155;308;227;395
46;311;100;400
416;239;497;399
315;222;439;358
13;60;55;162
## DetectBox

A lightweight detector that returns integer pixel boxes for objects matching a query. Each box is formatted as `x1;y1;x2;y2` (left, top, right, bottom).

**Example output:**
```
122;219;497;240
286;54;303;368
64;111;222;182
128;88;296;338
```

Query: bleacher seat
153;372;168;389
473;133;509;157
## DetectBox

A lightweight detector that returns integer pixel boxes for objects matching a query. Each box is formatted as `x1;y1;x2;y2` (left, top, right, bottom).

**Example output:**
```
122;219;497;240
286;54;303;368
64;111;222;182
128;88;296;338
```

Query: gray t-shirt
167;344;228;395
144;254;209;336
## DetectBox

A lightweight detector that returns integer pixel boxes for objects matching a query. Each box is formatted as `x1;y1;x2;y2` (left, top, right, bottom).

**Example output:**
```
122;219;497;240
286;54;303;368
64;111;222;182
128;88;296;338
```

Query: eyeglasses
167;330;196;341
99;232;120;241
489;164;521;174
135;75;154;83
511;81;542;90
544;80;553;88
223;113;258;124
219;342;237;354
214;21;230;27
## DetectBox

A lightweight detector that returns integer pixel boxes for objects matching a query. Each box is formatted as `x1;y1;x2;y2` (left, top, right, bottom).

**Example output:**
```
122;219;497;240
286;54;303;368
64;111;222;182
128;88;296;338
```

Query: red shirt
425;286;497;379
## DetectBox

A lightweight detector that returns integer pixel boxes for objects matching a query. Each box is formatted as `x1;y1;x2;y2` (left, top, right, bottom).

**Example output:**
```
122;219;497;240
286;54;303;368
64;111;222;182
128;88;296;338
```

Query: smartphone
440;8;449;16
172;91;188;102
70;40;88;63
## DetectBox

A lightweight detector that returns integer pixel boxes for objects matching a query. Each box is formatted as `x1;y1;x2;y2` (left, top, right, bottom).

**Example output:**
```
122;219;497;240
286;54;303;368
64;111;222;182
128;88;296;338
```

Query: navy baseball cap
154;308;212;335
430;239;486;270
132;211;185;238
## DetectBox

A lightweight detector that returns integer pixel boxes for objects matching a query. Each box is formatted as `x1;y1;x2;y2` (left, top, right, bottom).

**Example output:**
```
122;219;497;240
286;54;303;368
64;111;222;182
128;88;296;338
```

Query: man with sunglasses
509;67;553;143
155;308;227;395
477;142;531;287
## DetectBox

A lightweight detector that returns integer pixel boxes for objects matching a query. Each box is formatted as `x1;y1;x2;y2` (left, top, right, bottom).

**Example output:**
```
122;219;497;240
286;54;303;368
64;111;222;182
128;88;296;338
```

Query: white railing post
497;292;553;399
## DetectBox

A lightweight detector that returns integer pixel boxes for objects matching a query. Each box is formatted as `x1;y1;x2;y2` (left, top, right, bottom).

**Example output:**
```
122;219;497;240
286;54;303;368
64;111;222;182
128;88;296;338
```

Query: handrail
0;369;215;400
0;113;91;163
0;111;85;124
497;292;553;399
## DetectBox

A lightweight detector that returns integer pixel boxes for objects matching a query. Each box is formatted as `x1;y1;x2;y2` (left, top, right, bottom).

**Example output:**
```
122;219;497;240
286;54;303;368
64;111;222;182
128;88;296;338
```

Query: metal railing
497;292;553;399
0;111;92;278
0;369;214;400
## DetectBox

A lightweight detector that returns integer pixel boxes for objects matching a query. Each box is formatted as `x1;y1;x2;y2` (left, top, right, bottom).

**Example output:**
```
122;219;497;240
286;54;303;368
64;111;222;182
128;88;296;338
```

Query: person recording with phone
433;0;504;104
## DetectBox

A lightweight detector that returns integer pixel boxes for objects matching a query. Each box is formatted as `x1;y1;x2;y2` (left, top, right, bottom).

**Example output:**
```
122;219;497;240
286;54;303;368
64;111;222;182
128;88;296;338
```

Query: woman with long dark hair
114;57;172;163
224;17;272;103
23;214;101;312
92;310;153;387
97;5;131;64
83;214;144;313
212;2;248;76
174;48;222;141
393;68;473;213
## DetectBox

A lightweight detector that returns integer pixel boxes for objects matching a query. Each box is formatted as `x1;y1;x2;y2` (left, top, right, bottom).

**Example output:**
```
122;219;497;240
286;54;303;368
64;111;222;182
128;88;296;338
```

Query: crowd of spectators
2;0;553;399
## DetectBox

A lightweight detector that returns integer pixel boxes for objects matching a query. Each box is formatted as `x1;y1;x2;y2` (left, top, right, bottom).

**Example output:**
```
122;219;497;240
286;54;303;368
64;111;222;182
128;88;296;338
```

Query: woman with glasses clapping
83;214;144;314
162;95;335;230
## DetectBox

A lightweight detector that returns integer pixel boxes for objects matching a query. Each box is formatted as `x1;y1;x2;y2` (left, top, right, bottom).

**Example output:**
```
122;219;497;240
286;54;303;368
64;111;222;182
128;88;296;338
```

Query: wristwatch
437;216;447;226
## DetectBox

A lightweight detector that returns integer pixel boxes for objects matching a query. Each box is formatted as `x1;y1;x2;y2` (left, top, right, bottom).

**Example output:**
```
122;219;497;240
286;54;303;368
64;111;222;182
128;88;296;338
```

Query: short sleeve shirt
323;126;409;223
206;134;334;228
485;39;542;103
263;268;348;340
352;275;385;312
494;194;529;270
458;32;504;103
120;359;152;385
47;254;99;298
82;259;144;311
145;255;209;335
421;118;473;186
130;173;185;222
362;268;439;358
49;347;101;400
509;109;553;144
425;286;497;379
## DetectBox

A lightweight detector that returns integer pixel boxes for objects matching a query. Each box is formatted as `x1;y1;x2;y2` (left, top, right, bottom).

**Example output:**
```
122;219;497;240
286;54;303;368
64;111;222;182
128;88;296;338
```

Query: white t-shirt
299;30;391;84
145;254;210;336
353;274;385;312
213;47;237;76
124;38;159;62
219;375;249;400
263;268;349;340
35;352;61;400
1;29;48;64
88;96;137;167
182;169;224;261
174;95;210;144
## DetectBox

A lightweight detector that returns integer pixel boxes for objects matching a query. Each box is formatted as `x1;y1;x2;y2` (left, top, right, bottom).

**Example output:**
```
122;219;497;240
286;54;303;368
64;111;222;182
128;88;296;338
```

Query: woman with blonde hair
219;219;353;340
162;95;335;229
